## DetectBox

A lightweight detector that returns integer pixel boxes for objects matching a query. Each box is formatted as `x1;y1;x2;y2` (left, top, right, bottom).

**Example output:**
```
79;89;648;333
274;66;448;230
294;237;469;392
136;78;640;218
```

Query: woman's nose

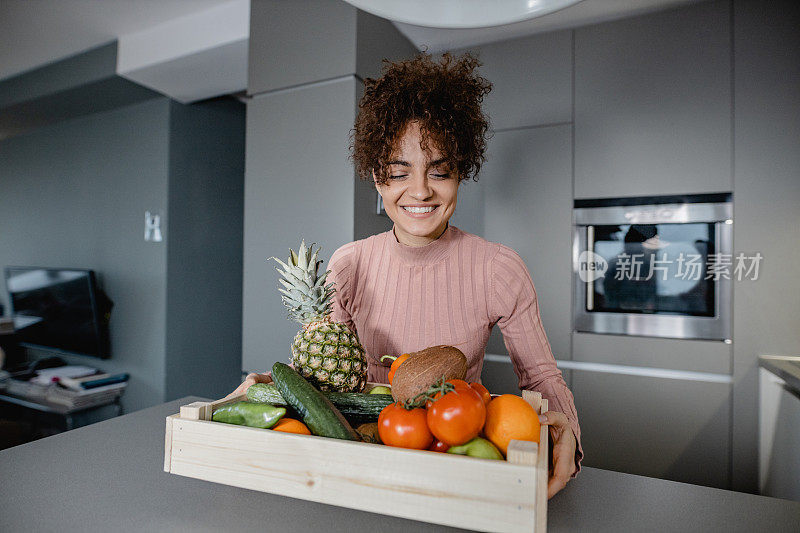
407;175;433;200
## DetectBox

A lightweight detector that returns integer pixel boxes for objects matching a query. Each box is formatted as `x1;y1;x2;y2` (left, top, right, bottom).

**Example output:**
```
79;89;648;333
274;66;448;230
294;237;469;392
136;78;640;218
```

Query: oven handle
586;225;594;311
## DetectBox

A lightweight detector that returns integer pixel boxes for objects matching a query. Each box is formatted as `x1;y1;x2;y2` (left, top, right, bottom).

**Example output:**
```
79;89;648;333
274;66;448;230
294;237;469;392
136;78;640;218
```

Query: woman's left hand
538;410;577;499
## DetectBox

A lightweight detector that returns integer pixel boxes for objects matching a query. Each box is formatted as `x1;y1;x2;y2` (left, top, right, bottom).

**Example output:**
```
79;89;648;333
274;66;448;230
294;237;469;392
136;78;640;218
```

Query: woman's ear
372;169;381;195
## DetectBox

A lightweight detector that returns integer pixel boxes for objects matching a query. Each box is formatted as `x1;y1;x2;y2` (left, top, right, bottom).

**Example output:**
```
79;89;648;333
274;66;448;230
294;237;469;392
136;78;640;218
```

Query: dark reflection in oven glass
590;223;715;317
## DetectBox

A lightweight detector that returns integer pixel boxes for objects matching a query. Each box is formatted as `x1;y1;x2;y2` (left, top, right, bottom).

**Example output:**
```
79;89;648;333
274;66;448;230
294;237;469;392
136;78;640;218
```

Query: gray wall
242;2;417;374
0;79;246;412
0;97;171;412
165;98;245;401
0;42;157;140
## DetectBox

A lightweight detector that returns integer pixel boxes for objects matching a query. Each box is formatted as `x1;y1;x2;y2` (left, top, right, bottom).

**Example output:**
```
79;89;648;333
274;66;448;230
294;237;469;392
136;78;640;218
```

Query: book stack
56;373;129;391
46;374;128;410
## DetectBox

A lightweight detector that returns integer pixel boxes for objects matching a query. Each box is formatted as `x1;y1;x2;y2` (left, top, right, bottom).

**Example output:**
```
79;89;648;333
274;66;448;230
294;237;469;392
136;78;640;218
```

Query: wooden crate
164;387;549;532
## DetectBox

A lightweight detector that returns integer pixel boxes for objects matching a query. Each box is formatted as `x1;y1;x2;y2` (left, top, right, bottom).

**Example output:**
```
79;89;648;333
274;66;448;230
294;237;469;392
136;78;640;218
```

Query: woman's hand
539;410;577;499
226;372;272;399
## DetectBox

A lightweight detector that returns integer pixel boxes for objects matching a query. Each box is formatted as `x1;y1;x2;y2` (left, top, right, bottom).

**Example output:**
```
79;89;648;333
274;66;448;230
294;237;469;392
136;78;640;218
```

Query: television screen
4;267;111;359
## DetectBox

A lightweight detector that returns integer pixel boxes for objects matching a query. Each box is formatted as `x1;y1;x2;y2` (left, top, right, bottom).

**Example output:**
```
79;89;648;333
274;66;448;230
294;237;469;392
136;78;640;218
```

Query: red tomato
378;403;433;449
469;382;492;407
447;379;472;390
426;386;487;446
427;379;473;405
428;439;450;453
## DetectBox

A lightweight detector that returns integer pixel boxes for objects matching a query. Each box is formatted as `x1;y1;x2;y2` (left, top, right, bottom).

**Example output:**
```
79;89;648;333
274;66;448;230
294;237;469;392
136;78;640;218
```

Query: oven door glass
588;223;715;317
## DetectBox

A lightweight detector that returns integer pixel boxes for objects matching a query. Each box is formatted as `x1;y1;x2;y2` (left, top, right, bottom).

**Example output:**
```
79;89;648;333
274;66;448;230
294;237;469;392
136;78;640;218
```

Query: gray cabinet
244;1;417;374
248;0;357;95
732;0;800;493
248;2;416;97
481;124;573;361
455;30;572;131
481;357;572;395
573;332;732;375
574;0;732;198
571;369;731;489
481;357;524;395
242;79;358;373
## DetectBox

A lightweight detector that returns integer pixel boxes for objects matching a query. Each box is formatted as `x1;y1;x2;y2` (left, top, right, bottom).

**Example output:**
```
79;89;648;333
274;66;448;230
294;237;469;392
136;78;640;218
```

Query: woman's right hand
226;372;272;399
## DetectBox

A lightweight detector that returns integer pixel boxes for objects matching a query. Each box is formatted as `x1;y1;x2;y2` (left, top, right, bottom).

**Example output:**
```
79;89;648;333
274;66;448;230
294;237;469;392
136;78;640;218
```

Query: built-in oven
573;193;732;342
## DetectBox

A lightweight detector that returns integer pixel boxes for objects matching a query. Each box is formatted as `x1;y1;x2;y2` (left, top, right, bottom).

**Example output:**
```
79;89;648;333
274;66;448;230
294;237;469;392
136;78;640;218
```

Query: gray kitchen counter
1;396;798;532
760;355;800;396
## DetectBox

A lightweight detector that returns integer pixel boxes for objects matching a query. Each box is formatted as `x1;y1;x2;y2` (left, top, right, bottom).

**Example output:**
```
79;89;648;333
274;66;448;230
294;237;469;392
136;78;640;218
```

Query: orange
483;394;540;456
271;418;311;435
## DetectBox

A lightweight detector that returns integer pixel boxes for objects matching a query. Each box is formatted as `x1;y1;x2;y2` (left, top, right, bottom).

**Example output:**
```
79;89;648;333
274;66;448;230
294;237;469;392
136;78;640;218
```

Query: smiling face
375;121;460;247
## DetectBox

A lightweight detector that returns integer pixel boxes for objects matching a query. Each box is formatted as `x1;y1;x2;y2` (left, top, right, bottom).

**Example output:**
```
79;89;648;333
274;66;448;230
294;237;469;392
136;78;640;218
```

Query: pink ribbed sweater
328;224;583;471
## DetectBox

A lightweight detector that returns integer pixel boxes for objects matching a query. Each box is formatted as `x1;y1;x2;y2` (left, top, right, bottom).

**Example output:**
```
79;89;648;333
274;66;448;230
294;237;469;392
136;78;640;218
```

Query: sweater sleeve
489;244;584;476
327;242;358;336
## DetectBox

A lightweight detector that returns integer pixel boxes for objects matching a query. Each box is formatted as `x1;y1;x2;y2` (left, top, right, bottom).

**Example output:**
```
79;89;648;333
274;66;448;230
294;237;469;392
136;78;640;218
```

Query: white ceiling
0;0;705;85
0;0;233;80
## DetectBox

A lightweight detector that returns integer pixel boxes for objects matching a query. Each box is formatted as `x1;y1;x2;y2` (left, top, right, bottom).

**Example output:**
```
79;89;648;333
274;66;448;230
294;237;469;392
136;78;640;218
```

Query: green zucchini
271;362;359;441
247;383;393;424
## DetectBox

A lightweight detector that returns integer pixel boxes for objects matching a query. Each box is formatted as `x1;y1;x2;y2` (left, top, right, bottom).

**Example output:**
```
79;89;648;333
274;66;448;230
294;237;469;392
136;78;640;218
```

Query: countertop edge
760;356;800;397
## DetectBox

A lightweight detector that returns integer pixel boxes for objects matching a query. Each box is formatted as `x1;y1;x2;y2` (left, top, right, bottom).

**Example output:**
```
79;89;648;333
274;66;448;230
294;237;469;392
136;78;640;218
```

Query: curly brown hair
350;51;493;185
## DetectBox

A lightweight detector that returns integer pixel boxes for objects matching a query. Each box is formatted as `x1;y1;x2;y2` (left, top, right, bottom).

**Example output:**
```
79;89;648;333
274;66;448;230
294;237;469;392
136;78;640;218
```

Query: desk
1;396;799;532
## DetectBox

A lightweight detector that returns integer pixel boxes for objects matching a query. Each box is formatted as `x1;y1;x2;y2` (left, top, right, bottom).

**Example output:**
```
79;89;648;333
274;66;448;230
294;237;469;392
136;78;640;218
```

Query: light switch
145;211;163;242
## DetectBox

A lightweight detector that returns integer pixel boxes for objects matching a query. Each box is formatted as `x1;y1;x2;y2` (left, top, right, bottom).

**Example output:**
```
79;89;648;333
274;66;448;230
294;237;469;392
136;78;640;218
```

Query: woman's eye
389;174;408;180
431;173;450;179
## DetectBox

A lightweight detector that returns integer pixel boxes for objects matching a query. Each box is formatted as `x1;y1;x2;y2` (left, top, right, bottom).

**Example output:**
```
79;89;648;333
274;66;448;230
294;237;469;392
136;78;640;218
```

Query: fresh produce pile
212;345;542;462
376;345;541;459
210;241;541;460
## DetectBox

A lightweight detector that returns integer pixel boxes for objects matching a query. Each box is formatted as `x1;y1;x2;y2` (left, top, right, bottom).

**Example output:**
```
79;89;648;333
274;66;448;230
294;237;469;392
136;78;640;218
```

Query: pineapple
270;240;367;392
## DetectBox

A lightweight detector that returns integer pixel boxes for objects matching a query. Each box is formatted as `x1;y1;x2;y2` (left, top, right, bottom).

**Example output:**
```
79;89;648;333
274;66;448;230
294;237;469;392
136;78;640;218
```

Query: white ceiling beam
116;0;249;103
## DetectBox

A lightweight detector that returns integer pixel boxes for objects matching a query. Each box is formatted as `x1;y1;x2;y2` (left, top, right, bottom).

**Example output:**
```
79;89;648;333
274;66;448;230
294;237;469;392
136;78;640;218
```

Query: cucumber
247;383;393;424
271;362;359;441
322;392;394;423
247;383;287;405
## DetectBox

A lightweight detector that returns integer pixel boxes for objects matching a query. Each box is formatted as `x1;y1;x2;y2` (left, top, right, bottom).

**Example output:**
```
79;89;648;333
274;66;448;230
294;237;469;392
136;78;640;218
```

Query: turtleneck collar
385;223;460;265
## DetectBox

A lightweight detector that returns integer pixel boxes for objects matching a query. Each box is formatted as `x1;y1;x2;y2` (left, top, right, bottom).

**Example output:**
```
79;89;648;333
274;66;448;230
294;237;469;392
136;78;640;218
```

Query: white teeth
403;206;435;214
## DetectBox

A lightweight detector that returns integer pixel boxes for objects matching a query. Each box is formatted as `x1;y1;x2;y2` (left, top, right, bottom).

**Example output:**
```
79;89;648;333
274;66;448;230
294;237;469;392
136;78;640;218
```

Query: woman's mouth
401;205;438;218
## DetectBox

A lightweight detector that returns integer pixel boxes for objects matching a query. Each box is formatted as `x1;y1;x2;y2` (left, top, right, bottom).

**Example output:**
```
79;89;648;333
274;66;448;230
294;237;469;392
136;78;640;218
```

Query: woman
234;52;582;498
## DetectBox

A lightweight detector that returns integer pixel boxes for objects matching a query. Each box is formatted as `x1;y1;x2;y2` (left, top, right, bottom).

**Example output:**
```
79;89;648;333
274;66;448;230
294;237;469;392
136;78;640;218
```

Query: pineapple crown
269;240;336;325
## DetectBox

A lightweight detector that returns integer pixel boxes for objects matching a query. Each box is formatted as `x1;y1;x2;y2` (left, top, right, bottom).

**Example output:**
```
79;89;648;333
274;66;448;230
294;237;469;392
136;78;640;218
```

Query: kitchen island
1;397;798;532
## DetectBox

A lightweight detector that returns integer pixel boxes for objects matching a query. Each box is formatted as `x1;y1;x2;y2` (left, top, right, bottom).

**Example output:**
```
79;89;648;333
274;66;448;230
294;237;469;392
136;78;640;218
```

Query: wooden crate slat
166;387;550;532
179;402;211;421
163;414;179;472
536;399;549;533
168;417;538;532
507;440;538;466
